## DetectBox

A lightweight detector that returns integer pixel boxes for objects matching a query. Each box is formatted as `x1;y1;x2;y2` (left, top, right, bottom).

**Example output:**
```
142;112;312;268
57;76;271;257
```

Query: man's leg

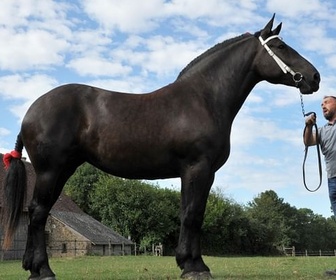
328;177;336;216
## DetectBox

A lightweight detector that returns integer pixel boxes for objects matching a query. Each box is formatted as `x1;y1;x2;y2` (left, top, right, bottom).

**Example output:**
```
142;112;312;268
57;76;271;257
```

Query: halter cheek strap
259;35;303;83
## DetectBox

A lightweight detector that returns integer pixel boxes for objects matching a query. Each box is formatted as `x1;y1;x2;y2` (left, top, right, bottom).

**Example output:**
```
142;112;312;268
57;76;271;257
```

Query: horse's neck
194;37;261;120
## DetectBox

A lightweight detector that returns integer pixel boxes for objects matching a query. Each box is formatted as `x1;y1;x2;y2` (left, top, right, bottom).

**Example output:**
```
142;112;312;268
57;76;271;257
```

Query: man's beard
324;110;335;121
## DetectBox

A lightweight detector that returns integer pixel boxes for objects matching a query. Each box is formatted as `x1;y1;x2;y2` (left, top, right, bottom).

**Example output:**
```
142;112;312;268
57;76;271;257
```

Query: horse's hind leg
22;171;60;280
176;161;214;279
22;224;39;279
23;166;78;280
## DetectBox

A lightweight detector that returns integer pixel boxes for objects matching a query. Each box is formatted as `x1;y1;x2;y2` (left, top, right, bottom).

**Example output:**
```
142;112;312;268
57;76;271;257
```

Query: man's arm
303;114;317;146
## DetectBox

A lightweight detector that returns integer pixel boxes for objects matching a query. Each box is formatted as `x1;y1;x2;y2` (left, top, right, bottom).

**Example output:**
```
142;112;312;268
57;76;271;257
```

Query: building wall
91;243;132;256
45;216;91;257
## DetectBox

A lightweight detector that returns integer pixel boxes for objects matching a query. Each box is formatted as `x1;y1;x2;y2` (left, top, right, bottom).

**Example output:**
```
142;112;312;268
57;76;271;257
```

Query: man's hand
304;113;317;146
305;114;317;126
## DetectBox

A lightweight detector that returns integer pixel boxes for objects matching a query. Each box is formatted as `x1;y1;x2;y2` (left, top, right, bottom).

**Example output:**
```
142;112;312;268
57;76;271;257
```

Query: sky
1;0;336;218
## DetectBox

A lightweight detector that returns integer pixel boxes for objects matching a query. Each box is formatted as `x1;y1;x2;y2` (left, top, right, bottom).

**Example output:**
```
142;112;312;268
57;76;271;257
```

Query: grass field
1;255;336;279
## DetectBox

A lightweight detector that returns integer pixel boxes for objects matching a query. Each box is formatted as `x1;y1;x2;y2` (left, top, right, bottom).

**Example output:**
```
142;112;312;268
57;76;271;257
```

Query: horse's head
254;14;320;94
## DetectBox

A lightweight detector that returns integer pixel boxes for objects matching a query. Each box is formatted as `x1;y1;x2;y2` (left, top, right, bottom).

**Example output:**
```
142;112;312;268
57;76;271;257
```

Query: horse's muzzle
299;72;320;94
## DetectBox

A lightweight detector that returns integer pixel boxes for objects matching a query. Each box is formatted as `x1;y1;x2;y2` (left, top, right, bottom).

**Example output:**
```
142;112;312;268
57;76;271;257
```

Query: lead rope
300;94;323;192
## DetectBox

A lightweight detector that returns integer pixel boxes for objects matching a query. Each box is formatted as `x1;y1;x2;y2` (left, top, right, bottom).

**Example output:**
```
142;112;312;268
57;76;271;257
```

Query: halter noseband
259;35;303;84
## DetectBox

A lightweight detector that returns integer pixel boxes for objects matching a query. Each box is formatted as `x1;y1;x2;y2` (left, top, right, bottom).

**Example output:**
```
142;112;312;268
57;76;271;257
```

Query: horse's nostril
314;72;321;82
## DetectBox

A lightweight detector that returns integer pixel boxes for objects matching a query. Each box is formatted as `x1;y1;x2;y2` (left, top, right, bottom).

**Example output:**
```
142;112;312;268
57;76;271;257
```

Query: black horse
2;15;320;280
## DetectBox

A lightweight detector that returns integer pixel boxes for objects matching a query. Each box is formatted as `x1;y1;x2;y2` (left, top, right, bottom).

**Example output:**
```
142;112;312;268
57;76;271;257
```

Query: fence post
305;250;308;257
292;246;295;257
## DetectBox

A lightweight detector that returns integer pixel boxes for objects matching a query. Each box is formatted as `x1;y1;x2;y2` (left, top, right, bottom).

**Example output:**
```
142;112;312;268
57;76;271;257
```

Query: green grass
1;255;336;279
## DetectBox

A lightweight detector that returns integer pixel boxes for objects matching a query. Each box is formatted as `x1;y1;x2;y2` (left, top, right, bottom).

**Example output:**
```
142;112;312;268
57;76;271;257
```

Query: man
304;97;336;277
303;96;336;216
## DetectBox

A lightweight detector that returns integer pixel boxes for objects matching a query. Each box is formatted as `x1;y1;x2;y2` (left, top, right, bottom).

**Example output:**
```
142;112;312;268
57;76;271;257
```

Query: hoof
326;269;336;276
181;271;213;279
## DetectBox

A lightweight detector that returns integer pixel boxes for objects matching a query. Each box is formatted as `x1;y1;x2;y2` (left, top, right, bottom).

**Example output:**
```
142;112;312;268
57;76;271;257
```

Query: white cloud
0;28;69;71
67;56;132;77
137;36;206;77
0;0;74;72
0;127;11;152
265;0;329;18
0;0;68;27
69;30;112;55
298;24;336;56
0;127;10;137
82;0;262;35
82;0;165;33
326;54;336;70
230;112;297;149
0;74;57;99
165;0;259;25
106;35;207;79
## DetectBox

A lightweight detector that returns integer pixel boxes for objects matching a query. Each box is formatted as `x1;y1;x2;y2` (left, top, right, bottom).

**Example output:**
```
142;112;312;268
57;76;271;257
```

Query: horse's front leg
176;161;214;279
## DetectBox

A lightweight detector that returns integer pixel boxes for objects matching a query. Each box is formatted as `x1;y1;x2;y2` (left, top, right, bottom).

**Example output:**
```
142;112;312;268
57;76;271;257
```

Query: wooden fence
283;246;336;257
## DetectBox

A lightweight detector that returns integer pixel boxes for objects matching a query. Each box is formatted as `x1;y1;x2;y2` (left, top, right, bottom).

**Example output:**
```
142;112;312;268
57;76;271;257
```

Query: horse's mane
176;33;252;80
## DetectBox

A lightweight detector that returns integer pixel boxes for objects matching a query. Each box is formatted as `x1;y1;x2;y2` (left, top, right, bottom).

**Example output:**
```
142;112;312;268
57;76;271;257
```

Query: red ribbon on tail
3;150;22;169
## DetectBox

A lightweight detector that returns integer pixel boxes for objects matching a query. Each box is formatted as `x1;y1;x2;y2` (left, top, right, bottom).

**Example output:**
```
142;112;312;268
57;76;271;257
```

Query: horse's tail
1;133;26;250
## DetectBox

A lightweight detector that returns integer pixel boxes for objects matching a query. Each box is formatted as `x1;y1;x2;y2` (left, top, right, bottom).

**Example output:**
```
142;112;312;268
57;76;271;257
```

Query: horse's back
22;83;138;129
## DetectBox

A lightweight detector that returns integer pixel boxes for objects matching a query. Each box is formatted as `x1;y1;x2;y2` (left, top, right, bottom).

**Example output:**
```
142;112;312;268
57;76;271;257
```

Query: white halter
259;35;303;83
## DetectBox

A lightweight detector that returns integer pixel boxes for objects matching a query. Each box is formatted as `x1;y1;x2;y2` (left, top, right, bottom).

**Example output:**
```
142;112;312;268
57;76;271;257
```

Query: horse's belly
88;150;179;180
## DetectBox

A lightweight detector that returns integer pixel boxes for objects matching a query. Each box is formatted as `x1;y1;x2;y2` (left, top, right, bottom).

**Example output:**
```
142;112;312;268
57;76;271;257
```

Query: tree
202;188;248;254
90;175;180;253
293;208;336;251
246;190;295;253
64;163;104;218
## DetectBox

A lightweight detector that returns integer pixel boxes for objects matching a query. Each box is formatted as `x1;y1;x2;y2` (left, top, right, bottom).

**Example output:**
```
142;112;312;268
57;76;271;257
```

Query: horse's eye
278;44;285;50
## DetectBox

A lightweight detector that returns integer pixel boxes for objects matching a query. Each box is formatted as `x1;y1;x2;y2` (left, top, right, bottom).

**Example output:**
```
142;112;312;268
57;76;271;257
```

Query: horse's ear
265;14;275;31
260;14;276;38
272;22;282;35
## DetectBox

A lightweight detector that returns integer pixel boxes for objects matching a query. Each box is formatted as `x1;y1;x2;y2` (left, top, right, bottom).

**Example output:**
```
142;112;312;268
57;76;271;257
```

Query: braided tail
1;133;26;250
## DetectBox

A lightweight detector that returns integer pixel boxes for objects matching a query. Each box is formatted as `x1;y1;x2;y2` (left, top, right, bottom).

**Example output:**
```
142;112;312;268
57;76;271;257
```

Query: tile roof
50;210;133;245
